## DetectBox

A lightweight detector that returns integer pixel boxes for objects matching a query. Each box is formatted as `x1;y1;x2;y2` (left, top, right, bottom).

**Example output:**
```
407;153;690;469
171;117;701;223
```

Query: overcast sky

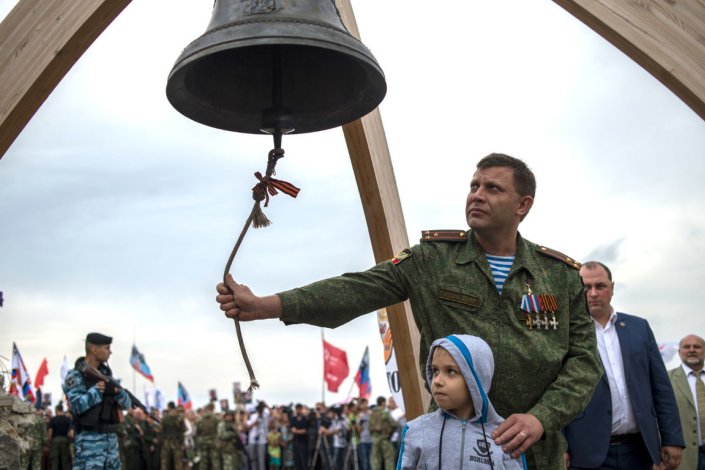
2;1;705;410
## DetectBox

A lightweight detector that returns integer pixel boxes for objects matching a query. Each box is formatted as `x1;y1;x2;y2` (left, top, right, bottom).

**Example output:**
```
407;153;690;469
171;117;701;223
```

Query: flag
34;357;49;389
10;342;35;403
323;339;349;393
154;388;166;412
354;346;372;398
59;356;70;383
177;382;192;410
659;341;679;364
129;344;154;382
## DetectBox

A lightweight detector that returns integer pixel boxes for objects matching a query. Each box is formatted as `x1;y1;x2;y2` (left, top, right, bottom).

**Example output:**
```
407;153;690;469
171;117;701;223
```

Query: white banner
377;308;405;413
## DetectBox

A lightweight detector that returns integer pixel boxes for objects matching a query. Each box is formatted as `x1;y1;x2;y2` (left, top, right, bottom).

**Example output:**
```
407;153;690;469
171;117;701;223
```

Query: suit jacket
669;365;699;470
564;312;684;468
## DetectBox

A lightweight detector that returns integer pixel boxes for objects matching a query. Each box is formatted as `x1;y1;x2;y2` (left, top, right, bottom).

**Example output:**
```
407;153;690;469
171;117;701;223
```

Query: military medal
520;283;539;329
520;283;559;330
541;294;559;329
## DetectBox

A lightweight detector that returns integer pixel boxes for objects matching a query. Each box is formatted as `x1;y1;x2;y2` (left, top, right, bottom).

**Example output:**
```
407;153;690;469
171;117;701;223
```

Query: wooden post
0;0;131;159
554;0;705;121
336;0;429;420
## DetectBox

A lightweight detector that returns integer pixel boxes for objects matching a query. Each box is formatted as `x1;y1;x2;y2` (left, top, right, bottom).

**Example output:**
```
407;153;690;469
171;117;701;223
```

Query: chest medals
520;282;558;330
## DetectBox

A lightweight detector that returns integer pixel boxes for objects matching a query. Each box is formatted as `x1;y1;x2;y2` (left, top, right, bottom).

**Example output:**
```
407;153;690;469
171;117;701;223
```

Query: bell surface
166;0;386;134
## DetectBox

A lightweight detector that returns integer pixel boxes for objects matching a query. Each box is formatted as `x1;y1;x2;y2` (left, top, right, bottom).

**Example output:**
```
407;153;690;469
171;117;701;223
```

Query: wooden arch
1;0;704;419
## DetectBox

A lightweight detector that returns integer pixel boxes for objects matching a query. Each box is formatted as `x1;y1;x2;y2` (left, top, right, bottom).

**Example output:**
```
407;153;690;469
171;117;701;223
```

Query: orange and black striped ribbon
252;171;300;207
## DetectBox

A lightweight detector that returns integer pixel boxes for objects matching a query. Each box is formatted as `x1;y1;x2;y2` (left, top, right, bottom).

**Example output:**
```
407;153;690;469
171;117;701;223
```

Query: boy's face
431;347;474;419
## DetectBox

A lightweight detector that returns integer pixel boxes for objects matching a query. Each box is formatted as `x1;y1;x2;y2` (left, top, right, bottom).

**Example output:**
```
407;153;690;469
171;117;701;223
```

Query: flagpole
132;328;136;392
321;328;325;404
345;373;355;401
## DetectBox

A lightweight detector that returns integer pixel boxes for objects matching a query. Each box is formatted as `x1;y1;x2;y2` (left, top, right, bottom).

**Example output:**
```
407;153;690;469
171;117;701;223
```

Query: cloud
584;238;625;265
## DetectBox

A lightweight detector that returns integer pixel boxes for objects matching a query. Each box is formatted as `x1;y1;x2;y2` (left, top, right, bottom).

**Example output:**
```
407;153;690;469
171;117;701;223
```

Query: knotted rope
222;147;299;393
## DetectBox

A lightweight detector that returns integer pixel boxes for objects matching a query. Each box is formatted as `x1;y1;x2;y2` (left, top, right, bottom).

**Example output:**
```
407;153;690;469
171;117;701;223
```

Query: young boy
397;334;527;469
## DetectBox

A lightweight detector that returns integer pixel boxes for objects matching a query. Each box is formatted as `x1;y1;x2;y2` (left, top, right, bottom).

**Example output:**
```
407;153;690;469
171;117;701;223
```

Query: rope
222;147;300;393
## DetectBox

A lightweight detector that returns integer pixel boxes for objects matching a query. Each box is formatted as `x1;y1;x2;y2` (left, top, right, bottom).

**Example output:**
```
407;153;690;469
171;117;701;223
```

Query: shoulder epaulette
420;230;468;242
538;245;581;270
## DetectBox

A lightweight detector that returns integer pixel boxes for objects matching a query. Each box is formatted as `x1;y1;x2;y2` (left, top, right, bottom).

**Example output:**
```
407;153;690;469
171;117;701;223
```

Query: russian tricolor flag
10;342;35;403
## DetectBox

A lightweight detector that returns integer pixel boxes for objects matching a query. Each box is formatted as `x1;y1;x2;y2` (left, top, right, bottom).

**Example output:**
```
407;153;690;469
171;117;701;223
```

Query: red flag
323;340;349;393
34;358;49;389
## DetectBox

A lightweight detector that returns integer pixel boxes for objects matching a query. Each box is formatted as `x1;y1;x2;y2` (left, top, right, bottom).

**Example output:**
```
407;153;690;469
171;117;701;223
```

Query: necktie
696;373;705;438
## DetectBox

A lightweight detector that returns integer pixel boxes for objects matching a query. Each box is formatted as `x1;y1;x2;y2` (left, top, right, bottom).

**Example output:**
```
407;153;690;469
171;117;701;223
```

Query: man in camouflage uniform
195;403;221;470
63;332;132;470
119;409;145;470
21;410;48;470
159;402;185;470
368;397;397;470
140;412;160;470
216;153;602;469
217;410;245;470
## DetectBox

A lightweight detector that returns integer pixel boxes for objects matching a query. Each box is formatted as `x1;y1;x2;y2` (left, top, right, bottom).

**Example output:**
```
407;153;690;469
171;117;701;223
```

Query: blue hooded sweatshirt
396;335;527;470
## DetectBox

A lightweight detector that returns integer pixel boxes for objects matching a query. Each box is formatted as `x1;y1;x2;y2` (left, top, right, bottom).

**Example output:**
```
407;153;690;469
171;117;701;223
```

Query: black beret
86;332;112;345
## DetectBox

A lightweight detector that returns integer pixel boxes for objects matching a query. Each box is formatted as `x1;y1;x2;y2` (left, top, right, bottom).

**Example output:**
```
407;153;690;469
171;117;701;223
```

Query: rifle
79;362;160;423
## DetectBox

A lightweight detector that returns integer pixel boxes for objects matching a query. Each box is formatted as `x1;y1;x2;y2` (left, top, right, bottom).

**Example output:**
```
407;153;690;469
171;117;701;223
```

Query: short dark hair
376;396;386;406
476;153;536;198
581;261;612;281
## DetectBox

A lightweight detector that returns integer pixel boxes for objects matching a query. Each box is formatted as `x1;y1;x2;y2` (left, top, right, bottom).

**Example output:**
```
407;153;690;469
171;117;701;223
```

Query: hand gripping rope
222;144;299;393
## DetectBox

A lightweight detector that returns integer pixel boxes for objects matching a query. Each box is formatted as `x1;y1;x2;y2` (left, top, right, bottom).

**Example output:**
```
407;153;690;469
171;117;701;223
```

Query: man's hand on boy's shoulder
491;413;544;459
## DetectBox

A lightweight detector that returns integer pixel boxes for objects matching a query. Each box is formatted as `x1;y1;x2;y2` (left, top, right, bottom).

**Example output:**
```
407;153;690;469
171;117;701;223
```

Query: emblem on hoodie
469;438;494;465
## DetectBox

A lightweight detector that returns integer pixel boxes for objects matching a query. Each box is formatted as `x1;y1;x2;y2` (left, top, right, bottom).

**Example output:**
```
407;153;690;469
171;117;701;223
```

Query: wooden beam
0;0;131;159
554;0;705;121
336;0;429;420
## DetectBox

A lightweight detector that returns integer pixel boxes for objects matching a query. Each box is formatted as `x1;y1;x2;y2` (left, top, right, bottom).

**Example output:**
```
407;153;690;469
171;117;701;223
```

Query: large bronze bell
166;0;386;134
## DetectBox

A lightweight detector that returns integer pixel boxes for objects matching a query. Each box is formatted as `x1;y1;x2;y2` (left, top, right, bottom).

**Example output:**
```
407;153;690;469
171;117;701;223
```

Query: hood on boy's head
425;334;498;423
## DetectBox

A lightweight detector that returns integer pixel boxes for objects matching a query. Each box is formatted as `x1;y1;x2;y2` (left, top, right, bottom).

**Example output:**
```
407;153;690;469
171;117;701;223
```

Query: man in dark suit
564;261;684;469
669;334;705;470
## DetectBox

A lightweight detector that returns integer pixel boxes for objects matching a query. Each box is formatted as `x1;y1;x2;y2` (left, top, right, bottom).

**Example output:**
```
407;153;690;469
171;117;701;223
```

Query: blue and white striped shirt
485;254;515;295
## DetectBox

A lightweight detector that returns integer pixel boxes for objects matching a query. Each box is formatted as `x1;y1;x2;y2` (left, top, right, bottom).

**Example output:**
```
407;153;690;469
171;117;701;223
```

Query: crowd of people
19;394;407;470
20;153;705;470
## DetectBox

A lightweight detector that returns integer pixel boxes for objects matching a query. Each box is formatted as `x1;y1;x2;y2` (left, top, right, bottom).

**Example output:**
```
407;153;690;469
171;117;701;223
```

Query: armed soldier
63;332;132;470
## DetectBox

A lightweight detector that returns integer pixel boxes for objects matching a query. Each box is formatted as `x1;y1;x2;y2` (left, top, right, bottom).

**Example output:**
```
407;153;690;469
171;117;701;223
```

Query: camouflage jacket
63;366;131;426
119;415;143;449
27;414;48;450
217;421;241;453
279;231;601;468
159;411;186;443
